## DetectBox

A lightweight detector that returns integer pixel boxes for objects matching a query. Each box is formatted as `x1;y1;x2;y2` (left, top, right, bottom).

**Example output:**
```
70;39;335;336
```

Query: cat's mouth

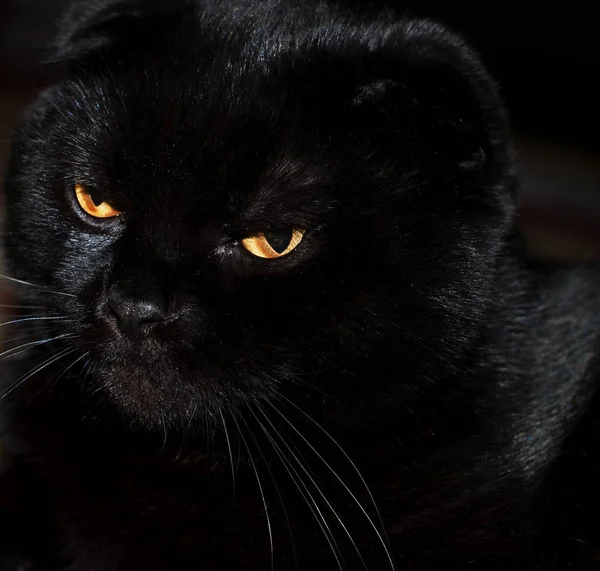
84;343;210;427
80;321;273;428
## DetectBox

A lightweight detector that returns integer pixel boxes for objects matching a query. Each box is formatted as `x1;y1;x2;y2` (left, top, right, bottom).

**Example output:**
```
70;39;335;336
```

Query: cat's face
3;0;514;430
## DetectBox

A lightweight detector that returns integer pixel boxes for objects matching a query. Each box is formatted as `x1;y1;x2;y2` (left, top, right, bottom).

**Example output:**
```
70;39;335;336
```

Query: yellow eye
75;184;121;219
242;229;305;259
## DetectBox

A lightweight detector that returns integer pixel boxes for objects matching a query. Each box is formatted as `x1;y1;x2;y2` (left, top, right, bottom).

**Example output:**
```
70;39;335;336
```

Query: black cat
1;0;599;569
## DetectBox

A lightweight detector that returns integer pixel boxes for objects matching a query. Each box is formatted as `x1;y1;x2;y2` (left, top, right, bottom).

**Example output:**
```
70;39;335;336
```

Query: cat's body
1;1;599;569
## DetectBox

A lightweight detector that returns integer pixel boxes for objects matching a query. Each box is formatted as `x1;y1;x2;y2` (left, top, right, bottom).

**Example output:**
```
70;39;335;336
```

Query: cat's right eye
242;229;305;259
75;184;121;219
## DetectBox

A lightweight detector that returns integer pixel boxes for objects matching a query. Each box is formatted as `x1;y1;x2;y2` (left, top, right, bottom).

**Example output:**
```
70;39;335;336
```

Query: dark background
1;0;599;259
412;2;599;152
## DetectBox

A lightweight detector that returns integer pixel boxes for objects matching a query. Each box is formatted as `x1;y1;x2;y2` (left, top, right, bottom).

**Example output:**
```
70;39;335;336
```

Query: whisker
249;405;346;571
233;414;274;571
30;350;90;402
0;333;77;361
0;304;48;310
0;346;79;401
0;274;76;298
0;313;55;319
218;407;237;501
160;412;168;452
77;361;96;423
241;408;299;571
205;411;212;466
53;350;90;384
1;325;62;346
292;377;348;409
252;404;359;569
1;321;59;332
270;398;396;570
176;404;199;462
0;316;70;329
82;369;107;402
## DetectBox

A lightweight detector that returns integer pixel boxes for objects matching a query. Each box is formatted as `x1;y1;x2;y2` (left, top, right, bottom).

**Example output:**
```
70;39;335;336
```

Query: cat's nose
107;287;167;340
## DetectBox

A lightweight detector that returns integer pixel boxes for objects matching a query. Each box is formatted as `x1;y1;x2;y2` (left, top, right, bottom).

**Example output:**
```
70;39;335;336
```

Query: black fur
1;1;599;569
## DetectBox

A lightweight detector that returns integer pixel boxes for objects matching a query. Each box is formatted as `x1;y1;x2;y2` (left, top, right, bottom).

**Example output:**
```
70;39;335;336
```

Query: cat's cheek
51;243;114;298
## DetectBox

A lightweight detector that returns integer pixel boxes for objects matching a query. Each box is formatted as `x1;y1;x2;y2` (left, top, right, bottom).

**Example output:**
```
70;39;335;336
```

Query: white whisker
160;412;168;452
176;404;199;461
241;409;299;571
254;404;367;569
251;404;356;570
0;274;76;298
218;407;237;500
1;326;62;346
31;351;90;401
0;313;53;319
0;333;76;361
270;398;396;570
233;415;274;571
0;346;79;401
53;350;89;383
0;304;48;310
0;316;70;329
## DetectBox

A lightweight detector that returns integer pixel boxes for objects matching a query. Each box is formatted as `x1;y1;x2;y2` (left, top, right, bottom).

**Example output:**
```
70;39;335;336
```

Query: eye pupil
87;188;104;206
264;230;293;254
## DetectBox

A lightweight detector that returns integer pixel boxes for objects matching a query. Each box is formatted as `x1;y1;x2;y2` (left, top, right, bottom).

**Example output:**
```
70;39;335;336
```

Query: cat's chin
86;344;270;431
81;341;203;427
92;361;205;430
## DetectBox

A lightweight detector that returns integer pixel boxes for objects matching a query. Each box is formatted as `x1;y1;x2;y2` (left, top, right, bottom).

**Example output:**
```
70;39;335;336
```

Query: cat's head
2;0;515;431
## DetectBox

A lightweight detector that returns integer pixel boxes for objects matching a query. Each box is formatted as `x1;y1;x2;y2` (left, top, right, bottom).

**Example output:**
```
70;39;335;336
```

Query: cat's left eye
242;229;305;259
75;184;121;219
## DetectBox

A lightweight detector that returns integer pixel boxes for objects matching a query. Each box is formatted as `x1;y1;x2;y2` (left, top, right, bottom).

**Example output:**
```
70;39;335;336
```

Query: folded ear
345;19;514;190
48;0;185;65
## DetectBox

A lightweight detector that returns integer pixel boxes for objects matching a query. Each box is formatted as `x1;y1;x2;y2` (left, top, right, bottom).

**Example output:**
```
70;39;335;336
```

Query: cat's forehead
49;3;401;221
57;19;346;182
58;58;336;226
